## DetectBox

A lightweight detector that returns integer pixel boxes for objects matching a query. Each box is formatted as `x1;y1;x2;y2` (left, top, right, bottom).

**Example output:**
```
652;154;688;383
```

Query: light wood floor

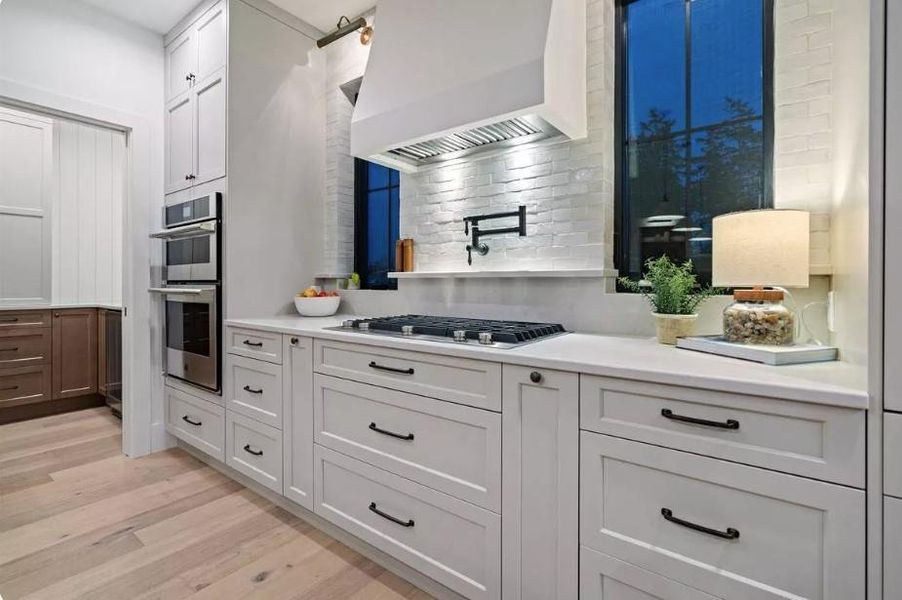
0;408;433;600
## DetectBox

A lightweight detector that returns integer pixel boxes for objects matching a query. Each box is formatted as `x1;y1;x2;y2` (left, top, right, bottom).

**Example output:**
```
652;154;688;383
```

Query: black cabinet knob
530;371;543;384
291;337;299;345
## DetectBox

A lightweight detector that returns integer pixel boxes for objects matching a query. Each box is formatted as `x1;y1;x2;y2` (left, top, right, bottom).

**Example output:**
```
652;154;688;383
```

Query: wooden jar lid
733;288;784;302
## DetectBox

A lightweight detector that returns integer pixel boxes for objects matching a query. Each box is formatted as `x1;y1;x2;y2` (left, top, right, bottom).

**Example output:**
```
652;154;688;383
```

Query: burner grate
349;315;566;345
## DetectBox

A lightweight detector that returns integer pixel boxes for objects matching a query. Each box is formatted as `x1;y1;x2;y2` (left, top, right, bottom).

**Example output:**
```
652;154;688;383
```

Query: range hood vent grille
385;117;557;165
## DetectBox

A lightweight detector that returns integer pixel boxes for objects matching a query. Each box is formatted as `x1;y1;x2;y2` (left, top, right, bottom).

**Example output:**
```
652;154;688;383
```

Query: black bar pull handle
661;508;739;540
243;385;263;394
242;340;263;348
0;317;19;323
368;361;414;375
0;347;19;352
182;415;202;426
0;385;18;391
369;502;415;528
661;408;739;430
243;444;263;456
369;422;415;441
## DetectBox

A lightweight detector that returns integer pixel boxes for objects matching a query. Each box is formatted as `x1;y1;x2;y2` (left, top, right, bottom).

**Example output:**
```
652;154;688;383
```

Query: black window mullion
683;0;692;225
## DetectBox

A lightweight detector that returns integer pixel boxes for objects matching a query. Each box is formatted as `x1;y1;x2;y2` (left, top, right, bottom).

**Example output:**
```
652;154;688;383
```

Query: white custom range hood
351;0;587;172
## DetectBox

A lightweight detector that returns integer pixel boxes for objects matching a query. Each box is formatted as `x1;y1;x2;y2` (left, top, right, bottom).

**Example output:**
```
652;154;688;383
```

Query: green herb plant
618;256;721;315
349;273;361;287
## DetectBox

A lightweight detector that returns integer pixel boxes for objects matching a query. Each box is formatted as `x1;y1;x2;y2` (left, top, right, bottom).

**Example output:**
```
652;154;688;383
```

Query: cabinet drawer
314;374;501;511
580;375;865;487
314;339;502;411
885;496;902;599
0;364;52;408
580;546;717;600
226;327;283;364
226;411;283;494
0;310;51;329
226;355;283;429
314;445;501;600
165;386;225;461
886;413;902;498
580;432;864;600
0;328;51;367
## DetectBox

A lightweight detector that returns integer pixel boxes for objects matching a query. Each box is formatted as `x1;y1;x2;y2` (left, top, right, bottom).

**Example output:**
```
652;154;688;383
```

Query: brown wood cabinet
52;309;98;399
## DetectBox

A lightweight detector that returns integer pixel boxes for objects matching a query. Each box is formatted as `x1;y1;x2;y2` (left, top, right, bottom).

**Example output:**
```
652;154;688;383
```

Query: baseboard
176;441;468;600
0;393;106;425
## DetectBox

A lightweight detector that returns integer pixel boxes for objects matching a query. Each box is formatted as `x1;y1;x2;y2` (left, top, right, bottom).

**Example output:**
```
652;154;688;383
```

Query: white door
0;107;52;303
196;2;227;83
166;29;196;104
194;69;227;186
283;335;314;509
165;94;194;194
502;365;579;600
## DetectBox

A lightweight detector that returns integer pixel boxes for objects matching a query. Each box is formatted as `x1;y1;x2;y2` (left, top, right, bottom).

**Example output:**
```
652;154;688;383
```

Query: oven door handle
148;287;209;295
150;220;217;239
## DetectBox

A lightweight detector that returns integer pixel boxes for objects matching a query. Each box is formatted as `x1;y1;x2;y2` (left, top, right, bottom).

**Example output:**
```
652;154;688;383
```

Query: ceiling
80;0;374;35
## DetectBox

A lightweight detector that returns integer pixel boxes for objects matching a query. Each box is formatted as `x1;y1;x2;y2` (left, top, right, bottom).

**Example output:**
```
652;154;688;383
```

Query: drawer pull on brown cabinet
243;444;263;456
368;361;415;375
242;340;263;348
369;422;415;441
0;347;18;352
182;415;202;426
0;385;18;391
661;507;740;540
0;317;18;323
369;502;415;528
661;408;739;430
243;385;263;394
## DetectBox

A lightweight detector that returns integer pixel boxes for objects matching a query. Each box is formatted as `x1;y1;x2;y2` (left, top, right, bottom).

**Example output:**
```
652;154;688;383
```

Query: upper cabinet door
166;30;196;104
165;94;195;194
196;3;227;83
194;68;227;186
886;1;902;412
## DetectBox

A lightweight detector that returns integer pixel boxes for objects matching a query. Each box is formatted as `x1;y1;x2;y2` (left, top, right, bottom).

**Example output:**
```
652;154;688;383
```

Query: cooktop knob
478;332;493;345
401;325;415;336
453;330;468;342
342;320;355;328
358;322;370;331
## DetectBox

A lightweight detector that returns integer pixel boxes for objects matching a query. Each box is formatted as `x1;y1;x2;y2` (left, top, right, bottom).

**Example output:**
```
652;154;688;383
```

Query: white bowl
294;295;341;317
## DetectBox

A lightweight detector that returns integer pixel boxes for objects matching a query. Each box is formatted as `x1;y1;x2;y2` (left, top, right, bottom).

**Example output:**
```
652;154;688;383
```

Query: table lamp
712;209;809;345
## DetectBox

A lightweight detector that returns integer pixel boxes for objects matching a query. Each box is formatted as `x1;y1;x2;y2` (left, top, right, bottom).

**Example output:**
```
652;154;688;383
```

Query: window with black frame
615;0;774;285
354;159;400;290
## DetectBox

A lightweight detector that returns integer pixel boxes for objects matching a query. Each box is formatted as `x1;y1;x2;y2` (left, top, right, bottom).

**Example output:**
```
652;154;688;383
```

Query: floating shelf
388;268;617;279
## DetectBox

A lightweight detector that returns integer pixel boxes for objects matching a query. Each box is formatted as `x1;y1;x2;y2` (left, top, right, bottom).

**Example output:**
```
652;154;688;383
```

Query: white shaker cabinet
165;1;226;104
193;68;227;186
502;365;579;600
164;1;227;194
283;335;314;510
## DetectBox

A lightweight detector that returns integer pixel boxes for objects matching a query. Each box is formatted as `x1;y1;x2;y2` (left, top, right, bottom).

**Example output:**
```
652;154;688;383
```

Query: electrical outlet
827;291;836;333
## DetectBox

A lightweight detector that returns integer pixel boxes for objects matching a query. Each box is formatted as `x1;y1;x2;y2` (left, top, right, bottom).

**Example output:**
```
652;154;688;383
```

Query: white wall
53;119;126;307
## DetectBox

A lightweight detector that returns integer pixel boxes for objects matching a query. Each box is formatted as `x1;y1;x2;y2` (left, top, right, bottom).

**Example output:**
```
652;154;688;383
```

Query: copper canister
395;240;404;273
402;239;414;272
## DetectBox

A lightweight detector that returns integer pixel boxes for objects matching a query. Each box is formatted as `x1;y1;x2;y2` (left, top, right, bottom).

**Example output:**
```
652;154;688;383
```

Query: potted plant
619;256;720;345
346;273;361;290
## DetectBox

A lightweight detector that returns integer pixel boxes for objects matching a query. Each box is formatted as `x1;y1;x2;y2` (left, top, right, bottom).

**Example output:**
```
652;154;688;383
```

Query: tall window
354;159;400;290
615;0;774;284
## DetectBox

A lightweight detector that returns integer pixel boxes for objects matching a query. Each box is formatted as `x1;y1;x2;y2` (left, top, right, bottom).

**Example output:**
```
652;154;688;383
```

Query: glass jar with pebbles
722;288;795;345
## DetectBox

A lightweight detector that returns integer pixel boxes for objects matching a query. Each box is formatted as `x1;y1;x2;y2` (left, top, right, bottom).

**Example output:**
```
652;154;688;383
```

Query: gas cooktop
326;315;568;349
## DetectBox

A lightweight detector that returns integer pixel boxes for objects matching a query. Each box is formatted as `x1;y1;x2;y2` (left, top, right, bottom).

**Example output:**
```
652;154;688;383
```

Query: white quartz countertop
0;303;123;311
226;315;869;410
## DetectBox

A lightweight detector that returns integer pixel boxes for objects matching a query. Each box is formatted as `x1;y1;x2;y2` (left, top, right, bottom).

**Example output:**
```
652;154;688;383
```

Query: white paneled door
53;119;126;306
0;107;53;304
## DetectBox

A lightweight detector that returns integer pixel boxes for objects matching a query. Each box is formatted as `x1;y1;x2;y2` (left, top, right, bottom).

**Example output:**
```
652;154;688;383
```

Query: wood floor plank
0;407;433;600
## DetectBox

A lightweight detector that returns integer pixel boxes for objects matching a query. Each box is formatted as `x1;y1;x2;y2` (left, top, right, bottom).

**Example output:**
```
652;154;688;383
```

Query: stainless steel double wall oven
151;192;222;393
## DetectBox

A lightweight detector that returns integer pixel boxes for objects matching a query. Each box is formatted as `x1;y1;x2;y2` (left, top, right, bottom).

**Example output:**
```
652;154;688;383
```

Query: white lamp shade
712;209;810;288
